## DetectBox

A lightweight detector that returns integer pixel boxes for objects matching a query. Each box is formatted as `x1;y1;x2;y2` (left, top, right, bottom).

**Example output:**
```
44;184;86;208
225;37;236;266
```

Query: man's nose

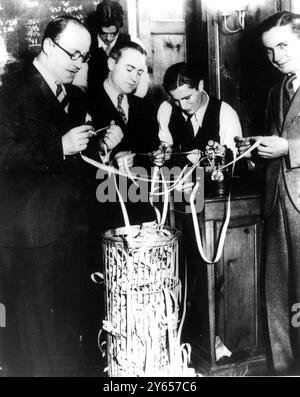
129;71;139;83
73;57;84;68
180;100;189;110
273;48;282;63
106;34;115;41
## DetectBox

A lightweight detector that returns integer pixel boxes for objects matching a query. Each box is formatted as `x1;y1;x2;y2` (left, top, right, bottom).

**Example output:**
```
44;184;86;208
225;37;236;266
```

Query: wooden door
215;217;263;357
129;0;186;102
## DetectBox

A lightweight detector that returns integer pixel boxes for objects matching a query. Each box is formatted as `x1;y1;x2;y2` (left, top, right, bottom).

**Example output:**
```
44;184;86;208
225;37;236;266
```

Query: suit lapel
31;68;68;122
102;86;126;129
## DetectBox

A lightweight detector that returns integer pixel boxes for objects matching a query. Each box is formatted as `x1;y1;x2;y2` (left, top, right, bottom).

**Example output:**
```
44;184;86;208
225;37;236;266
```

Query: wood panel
181;193;265;374
151;33;185;86
206;0;290;136
216;221;259;354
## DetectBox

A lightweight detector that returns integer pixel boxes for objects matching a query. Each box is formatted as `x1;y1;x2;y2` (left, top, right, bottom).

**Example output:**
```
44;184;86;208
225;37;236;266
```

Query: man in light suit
236;11;300;375
0;15;123;376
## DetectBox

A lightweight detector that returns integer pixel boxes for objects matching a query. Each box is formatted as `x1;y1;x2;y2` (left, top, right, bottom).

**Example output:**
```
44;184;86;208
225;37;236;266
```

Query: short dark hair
95;0;124;32
163;62;206;92
259;11;300;38
41;15;88;45
109;40;147;63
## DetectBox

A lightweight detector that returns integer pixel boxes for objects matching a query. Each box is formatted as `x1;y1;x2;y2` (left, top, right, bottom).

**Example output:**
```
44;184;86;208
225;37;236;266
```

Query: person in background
86;0;131;96
236;11;300;375
0;15;121;376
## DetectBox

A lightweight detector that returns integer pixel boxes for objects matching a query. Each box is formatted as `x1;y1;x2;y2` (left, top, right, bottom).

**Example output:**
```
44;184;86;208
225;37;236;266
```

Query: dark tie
105;44;111;56
117;94;127;124
283;74;297;116
186;115;195;141
56;83;69;113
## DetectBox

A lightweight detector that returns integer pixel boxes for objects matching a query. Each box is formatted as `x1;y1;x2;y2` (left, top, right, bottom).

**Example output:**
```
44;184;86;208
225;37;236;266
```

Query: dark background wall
0;0;97;76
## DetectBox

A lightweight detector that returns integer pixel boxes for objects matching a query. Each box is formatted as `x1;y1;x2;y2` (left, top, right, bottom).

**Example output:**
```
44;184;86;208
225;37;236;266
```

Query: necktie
105;44;111;56
283;73;297;116
117;94;127;124
186;115;195;141
56;83;69;113
285;73;296;102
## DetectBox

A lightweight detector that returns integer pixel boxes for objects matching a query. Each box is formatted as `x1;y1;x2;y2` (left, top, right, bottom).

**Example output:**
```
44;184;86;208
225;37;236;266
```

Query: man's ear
198;80;204;92
42;37;52;56
107;57;116;71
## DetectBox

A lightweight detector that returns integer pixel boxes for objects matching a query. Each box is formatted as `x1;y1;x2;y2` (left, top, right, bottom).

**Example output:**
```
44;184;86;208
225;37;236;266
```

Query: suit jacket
0;65;89;247
265;74;300;216
89;84;159;159
87;33;131;98
88;84;160;230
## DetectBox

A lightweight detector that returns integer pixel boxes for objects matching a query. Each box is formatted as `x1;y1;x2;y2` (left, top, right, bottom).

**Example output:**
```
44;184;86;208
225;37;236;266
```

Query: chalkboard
0;0;98;76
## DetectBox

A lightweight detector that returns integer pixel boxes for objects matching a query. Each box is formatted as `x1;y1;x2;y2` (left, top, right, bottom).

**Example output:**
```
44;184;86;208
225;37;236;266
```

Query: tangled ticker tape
81;137;262;259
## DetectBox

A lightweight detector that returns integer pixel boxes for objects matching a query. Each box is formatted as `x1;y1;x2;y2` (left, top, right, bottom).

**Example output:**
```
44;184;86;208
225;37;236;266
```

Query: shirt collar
97;33;119;52
104;78;127;108
292;72;300;93
181;90;209;126
33;57;67;97
33;57;61;96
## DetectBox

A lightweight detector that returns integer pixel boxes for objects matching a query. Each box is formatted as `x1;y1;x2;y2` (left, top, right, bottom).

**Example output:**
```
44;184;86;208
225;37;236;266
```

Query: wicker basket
102;225;182;377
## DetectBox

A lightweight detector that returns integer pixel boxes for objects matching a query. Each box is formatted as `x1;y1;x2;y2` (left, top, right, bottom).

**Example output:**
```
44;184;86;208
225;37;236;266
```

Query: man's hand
62;124;95;155
234;136;254;158
151;144;173;167
100;120;124;153
114;151;136;172
257;136;288;159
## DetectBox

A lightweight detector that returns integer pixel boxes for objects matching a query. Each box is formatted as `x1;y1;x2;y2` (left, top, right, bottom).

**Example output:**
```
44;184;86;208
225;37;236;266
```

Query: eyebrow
265;41;288;50
125;63;144;72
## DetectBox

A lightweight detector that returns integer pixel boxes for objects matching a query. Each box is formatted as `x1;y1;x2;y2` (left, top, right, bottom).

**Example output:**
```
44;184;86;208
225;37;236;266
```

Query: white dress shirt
103;79;129;121
97;34;119;55
33;57;67;98
157;91;242;154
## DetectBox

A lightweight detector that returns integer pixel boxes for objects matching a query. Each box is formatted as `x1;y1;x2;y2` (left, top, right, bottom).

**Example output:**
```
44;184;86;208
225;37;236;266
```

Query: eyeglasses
52;40;90;63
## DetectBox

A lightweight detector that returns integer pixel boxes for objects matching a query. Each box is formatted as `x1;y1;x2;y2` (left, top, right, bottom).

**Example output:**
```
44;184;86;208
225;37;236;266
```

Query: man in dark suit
87;0;130;97
89;40;160;231
0;16;97;376
236;11;300;375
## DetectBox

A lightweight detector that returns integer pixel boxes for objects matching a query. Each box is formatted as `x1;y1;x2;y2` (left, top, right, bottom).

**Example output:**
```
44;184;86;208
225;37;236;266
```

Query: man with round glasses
0;15;116;376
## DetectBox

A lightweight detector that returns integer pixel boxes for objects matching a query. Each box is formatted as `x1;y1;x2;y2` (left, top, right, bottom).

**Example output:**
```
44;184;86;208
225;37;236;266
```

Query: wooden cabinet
175;194;267;376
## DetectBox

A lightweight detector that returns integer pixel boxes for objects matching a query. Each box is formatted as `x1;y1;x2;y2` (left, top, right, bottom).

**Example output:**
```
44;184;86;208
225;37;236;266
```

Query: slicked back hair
259;11;300;39
109;40;147;63
163;62;206;93
95;0;124;31
41;15;88;46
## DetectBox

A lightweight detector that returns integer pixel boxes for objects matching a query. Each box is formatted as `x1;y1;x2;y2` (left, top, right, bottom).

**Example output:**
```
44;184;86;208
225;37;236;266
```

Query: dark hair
259;11;300;38
41;15;88;45
95;0;124;31
109;40;147;62
163;62;206;92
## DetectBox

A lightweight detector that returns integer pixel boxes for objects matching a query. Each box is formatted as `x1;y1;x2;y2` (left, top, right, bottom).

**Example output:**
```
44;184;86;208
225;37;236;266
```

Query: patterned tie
117;93;127;124
56;83;69;113
284;73;296;102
